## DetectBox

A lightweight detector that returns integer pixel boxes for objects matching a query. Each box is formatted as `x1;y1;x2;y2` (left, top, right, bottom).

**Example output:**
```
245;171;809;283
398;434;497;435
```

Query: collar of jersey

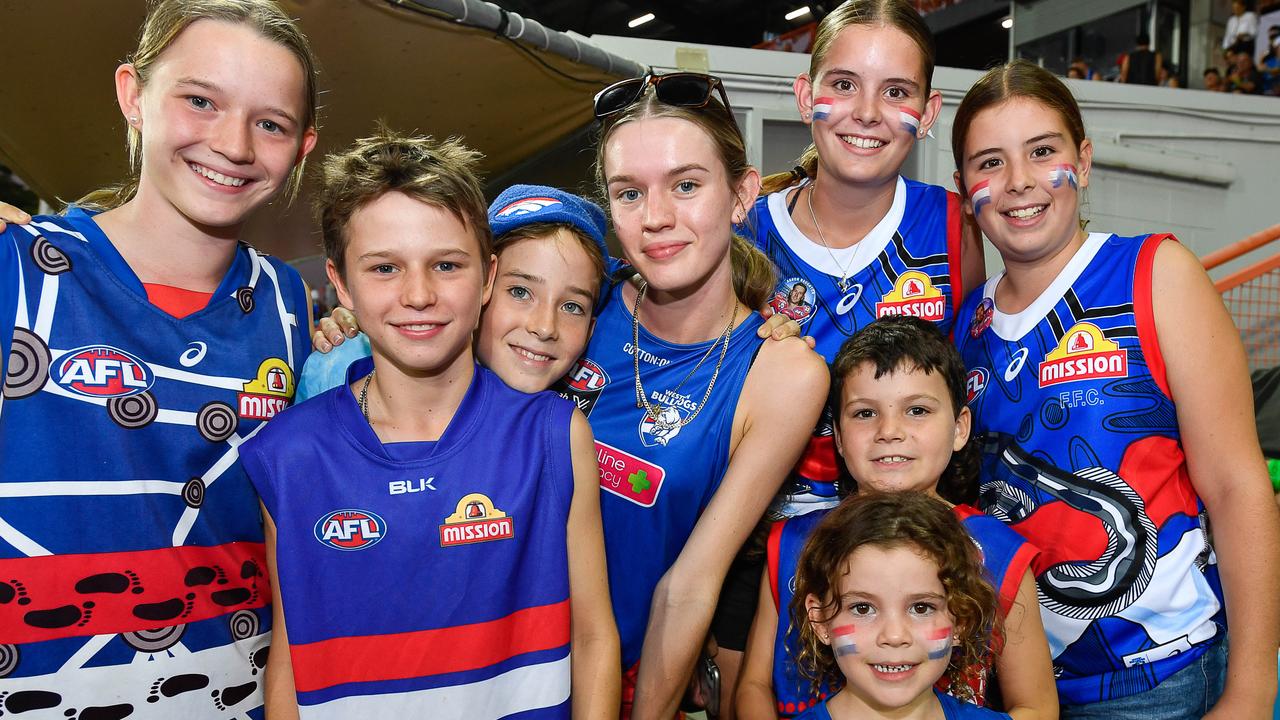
61;206;253;317
333;355;490;465
765;175;906;279
983;231;1110;341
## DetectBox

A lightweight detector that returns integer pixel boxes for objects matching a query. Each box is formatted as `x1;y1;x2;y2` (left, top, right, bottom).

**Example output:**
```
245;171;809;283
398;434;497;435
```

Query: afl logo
966;367;989;404
54;345;154;398
495;197;561;218
314;509;386;551
564;358;608;392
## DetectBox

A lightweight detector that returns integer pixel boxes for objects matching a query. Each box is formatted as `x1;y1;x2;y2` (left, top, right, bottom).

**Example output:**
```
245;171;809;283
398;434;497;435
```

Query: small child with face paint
737;317;1055;720
790;492;1010;720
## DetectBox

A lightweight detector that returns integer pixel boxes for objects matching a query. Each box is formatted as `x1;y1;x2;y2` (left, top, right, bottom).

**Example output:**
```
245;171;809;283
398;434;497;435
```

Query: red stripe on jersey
767;520;785;611
945;191;966;321
0;542;267;644
290;598;571;692
143;283;214;319
795;435;839;482
1134;233;1174;399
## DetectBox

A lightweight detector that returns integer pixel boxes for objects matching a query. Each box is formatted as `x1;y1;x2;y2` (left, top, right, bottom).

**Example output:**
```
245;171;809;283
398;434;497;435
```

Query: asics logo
1004;348;1029;382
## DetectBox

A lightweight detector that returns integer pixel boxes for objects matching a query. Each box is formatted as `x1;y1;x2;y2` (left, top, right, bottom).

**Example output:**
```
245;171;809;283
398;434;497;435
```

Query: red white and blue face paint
1049;163;1079;189
812;96;835;122
925;626;953;660
899;107;922;136
969;180;992;216
831;623;858;656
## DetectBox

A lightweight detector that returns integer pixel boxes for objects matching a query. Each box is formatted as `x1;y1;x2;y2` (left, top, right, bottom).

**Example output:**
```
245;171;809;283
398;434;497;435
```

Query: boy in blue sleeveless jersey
737;317;1056;720
238;129;619;719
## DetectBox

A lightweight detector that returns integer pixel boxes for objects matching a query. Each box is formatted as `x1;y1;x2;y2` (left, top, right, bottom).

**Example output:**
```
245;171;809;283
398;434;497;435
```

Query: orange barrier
1203;223;1280;371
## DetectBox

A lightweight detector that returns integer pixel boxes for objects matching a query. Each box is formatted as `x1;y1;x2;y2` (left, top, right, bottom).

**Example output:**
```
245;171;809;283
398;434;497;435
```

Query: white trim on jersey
764;176;907;279
298;653;571;720
0;515;52;555
172;421;264;545
251;250;298;367
0;479;188;497
984;232;1110;341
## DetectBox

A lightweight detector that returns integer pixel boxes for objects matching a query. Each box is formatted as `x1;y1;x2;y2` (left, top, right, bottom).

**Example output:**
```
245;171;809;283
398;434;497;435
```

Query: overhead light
629;12;655;28
1001;16;1013;29
786;6;812;20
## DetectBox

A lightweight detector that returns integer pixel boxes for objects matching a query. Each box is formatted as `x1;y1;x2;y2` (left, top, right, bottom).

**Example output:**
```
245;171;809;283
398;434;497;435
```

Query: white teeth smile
873;664;913;673
841;135;885;149
399;323;438;332
876;456;910;464
513;347;552;362
190;162;247;187
1004;206;1045;219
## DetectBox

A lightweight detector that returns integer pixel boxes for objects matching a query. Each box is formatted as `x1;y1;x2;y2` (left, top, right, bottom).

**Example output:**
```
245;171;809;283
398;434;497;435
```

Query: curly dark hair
789;492;1001;702
829;316;978;504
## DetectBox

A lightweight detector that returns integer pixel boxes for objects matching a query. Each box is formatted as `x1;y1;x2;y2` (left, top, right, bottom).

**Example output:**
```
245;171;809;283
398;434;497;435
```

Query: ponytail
759;146;819;197
730;234;777;311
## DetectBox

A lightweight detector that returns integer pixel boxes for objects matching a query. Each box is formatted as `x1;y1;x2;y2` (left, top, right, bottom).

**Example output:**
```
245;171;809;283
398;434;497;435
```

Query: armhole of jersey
945;191;964;318
1000;543;1040;617
1135;233;1174;400
767;520;784;611
544;397;576;514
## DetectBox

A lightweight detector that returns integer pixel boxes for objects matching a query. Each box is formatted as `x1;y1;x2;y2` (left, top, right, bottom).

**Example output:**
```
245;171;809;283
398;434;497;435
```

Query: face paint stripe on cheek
813;97;835;121
1049;163;1079;190
969;180;991;216
926;625;953;660
831;623;858;656
899;107;921;136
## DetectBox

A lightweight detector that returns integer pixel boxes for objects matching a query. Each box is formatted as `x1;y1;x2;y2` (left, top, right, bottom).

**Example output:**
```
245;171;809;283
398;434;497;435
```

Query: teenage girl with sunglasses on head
952;60;1280;720
0;0;317;716
568;71;828;720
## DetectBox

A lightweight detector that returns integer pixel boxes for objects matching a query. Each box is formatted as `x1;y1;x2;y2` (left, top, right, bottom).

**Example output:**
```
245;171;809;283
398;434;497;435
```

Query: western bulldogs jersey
0;209;309;718
794;690;1011;720
242;359;575;718
748;178;965;515
766;504;1037;716
956;232;1222;704
554;282;766;668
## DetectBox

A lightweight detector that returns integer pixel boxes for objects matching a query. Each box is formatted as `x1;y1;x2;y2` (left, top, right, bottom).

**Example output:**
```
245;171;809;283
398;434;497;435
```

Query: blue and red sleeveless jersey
766;503;1036;716
955;231;1223;705
748;177;966;514
0;209;308;717
553;282;766;669
242;359;575;718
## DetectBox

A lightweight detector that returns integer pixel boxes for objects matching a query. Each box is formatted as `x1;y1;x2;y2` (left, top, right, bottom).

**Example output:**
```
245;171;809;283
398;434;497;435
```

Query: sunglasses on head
593;71;737;125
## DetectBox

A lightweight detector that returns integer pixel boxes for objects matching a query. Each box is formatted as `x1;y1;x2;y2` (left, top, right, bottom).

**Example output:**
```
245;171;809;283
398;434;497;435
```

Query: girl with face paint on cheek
952;60;1280;720
789;493;1008;720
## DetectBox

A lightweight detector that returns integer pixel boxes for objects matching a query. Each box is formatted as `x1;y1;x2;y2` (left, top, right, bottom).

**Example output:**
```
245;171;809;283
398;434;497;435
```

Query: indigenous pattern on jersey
766;504;1036;717
243;360;575;719
0;209;309;718
747;178;964;516
554;282;766;668
956;232;1223;705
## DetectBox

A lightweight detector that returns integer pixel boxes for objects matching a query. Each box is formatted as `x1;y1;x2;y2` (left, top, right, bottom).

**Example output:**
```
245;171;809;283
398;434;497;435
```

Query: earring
128;116;139;125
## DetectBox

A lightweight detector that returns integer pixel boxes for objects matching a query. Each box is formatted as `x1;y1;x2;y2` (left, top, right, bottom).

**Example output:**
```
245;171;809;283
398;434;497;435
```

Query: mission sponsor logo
55;345;154;398
238;357;293;420
315;509;386;551
440;493;514;547
875;271;945;322
555;357;609;415
1038;322;1128;388
596;440;666;507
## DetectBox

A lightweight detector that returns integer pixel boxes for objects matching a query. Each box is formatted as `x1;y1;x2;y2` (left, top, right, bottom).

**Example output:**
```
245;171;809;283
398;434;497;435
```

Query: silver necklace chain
805;180;855;292
631;279;737;434
359;370;375;422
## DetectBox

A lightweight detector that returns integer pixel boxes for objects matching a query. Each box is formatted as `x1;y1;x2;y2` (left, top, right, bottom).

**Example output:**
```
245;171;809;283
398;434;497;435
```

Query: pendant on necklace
837;278;850;293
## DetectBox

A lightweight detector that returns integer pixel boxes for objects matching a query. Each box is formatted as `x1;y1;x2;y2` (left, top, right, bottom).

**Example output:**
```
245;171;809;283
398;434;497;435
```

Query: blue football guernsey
766;503;1037;716
794;689;1011;720
243;358;574;718
747;178;965;514
0;209;309;717
553;282;766;670
956;231;1223;704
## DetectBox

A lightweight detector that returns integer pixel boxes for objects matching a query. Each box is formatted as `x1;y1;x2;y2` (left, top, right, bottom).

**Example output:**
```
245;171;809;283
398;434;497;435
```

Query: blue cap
488;184;611;266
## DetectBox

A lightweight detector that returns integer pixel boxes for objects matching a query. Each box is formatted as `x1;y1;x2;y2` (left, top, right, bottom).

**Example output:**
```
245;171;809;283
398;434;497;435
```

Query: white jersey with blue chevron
242;359;574;718
955;231;1223;705
747;177;965;516
0;209;309;718
553;282;766;669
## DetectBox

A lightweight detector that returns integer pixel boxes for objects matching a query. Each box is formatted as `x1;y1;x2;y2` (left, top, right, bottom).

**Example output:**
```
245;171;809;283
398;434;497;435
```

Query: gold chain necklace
806;180;855;292
359;370;375;421
631;280;737;435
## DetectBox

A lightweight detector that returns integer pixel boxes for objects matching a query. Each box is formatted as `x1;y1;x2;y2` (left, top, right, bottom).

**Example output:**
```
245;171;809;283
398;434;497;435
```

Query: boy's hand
311;306;360;353
757;312;815;349
0;201;32;233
